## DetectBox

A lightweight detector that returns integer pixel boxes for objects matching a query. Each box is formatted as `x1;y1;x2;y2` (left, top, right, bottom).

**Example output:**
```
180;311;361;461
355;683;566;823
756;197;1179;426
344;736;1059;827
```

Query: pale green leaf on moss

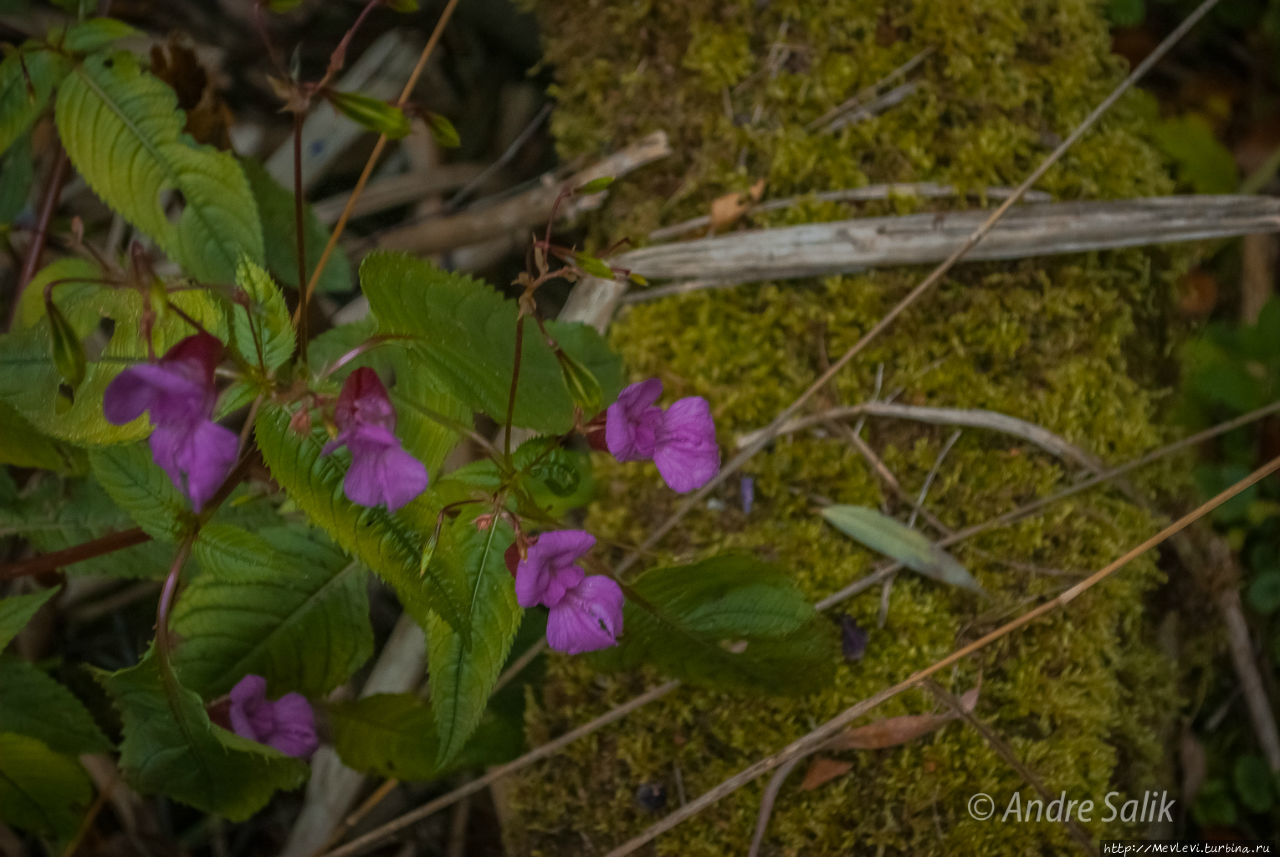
0;732;91;838
230;258;294;375
55;51;264;283
89;443;192;541
0;400;82;472
0;659;112;754
822;505;984;594
593;555;837;694
0;587;57;650
361;251;622;434
173;524;371;698
61;18;140;53
100;650;308;821
427;515;520;767
1151;114;1239;195
0;46;69;158
0;259;225;444
327;693;439;780
255;404;468;633
241;157;352;294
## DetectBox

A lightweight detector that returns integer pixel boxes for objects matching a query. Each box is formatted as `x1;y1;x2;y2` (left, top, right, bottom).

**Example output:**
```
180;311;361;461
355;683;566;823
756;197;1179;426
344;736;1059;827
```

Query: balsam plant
0;2;835;841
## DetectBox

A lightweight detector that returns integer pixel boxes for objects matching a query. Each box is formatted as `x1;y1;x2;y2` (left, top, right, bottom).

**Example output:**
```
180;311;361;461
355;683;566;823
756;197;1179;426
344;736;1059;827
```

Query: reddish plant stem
154;536;194;675
504;314;525;457
293;111;310;366
8;146;69;331
319;0;384;90
0;528;150;580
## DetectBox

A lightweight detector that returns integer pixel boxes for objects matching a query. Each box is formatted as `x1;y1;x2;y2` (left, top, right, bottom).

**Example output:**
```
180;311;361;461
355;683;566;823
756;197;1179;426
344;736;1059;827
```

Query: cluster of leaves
1178;298;1280;831
0;5;836;845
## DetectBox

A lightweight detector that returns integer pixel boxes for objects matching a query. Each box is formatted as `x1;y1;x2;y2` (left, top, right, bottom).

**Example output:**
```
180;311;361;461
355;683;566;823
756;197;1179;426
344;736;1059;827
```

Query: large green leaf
55;51;264;284
0;132;34;223
0;477;172;578
0;732;91;838
99;650;308;821
89;442;192;541
821;506;984;594
241;156;352;294
327;693;439;780
594;555;837;694
0;259;225;444
0;400;81;471
361;252;623;434
0;587;57;650
255;404;467;633
173;524;371;698
0;659;112;754
426;515;521;767
0;45;69;158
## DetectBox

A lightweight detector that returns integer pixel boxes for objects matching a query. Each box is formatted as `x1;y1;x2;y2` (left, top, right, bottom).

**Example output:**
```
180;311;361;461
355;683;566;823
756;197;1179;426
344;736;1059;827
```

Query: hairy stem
0;528;150;580
504;313;525;457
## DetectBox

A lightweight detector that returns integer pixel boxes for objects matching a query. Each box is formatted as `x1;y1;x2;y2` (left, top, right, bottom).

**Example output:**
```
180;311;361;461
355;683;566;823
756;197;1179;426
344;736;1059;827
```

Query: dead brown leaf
707;178;765;234
799;757;853;791
150;37;233;149
823;685;978;752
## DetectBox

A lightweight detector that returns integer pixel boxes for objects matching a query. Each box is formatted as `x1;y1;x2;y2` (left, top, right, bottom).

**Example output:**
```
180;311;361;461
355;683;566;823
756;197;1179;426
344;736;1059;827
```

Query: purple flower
605;378;719;493
546;574;625;655
512;529;625;654
514;530;593;609
103;333;237;509
228;674;318;758
322;368;428;512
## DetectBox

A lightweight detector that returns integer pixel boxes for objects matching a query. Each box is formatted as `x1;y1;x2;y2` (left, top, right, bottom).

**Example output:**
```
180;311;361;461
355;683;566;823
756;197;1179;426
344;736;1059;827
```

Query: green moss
509;0;1188;854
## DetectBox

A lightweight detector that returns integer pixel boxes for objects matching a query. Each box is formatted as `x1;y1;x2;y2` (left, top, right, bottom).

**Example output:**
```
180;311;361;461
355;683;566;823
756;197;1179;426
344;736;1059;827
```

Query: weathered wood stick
374;131;672;255
621;194;1280;283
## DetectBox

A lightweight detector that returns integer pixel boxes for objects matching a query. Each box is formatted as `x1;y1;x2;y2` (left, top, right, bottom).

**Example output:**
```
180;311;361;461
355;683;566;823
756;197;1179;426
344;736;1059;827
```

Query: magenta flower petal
227;675;318;759
343;426;430;512
514;530;594;609
652;396;720;493
264;692;319;758
546;574;624;654
605;378;664;462
323;370;428;511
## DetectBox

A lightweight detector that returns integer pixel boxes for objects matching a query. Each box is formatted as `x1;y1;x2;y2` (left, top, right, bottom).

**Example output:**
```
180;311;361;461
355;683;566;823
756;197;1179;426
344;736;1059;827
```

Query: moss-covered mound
509;1;1188;853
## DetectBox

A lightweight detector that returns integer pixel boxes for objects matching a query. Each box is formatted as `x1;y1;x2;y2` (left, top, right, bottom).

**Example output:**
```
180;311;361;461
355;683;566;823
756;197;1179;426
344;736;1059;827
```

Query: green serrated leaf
0;46;69;158
55;51;264;283
230;257;294;374
241;157;352;294
0;259;226;444
173;524;372;697
592;555;837;694
0;587;57;650
89;442;193;540
361;252;623;434
327;693;439;780
427;515;520;767
99;650;308;821
0;659;112;754
0;732;91;838
255;404;468;634
62;18;140;53
327;90;411;139
1233;755;1274;813
821;505;984;594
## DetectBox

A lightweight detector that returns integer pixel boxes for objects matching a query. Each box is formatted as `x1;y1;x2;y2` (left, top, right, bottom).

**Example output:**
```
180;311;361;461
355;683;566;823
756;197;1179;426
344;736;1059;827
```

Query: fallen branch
621;195;1280;284
373;131;672;255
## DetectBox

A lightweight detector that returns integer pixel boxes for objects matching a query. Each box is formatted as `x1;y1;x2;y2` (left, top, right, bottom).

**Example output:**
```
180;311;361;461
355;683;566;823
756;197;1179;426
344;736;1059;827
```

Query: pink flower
513;529;624;654
605;378;719;493
103;333;237;509
322;368;428;512
228;674;318;758
546;575;625;655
